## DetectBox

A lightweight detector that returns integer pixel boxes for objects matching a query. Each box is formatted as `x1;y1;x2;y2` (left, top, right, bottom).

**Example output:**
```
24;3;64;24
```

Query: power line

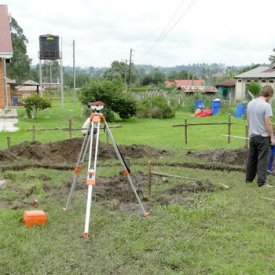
140;0;199;60
144;0;187;55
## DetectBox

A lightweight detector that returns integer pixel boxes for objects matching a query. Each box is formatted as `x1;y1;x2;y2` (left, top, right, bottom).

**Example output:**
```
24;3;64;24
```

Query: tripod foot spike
83;232;89;238
143;212;150;217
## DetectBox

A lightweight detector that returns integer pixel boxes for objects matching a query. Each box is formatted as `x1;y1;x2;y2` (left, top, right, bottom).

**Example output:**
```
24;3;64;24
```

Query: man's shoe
267;170;273;175
258;183;273;188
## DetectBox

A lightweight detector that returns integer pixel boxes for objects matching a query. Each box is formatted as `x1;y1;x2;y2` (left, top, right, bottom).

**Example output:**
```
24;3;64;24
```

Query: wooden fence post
68;119;72;139
7;137;10;149
147;161;152;197
227;113;231;143
184;117;188;144
32;125;36;142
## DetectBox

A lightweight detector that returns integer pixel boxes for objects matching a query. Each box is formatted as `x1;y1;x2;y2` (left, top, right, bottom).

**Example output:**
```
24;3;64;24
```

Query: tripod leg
104;122;149;217
83;120;101;237
64;122;91;210
83;185;93;238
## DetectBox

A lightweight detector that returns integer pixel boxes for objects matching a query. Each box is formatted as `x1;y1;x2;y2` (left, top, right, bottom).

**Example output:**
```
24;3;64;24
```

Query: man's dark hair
260;85;274;97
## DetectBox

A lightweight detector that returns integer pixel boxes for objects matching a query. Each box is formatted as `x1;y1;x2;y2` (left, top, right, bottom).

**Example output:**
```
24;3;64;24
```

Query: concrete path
0;108;19;132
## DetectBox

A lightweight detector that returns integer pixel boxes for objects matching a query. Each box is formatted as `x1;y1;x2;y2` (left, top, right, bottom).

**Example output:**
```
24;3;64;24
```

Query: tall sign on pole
39;34;64;107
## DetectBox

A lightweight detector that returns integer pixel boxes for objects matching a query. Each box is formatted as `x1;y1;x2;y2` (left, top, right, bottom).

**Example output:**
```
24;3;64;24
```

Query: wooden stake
68;119;72;139
7;137;10;149
184;117;187;144
147;161;152;197
32;125;35;142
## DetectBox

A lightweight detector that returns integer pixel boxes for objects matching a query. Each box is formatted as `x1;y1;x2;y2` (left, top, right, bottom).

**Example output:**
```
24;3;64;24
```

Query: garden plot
0;137;250;214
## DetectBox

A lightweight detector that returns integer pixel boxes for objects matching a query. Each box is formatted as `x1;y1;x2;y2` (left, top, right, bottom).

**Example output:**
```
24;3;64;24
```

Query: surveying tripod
64;103;149;238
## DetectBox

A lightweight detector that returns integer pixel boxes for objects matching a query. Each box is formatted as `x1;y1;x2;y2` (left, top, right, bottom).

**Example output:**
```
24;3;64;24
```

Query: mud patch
156;180;223;206
187;148;248;166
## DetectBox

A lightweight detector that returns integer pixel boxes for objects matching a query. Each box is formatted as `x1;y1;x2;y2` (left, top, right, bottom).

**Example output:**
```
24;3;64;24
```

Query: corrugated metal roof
181;86;217;93
0;5;13;58
215;79;236;87
165;79;204;88
235;66;275;78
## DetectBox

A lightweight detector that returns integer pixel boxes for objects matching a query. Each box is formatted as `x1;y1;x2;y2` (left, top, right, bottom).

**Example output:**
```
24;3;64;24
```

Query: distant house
165;79;217;95
215;79;236;102
0;5;13;112
234;64;275;100
165;79;204;88
15;80;40;98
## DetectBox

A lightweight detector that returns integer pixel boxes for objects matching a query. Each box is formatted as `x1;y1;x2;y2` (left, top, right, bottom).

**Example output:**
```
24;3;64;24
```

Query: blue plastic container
235;103;246;118
194;100;204;111
211;99;221;115
12;96;18;106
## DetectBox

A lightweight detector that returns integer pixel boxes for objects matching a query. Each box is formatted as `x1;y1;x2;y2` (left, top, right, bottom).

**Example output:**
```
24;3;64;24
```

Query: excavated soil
0;138;250;213
186;148;248;166
0;137;170;166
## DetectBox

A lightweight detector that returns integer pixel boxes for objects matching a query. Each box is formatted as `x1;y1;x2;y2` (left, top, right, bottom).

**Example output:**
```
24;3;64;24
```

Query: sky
3;0;275;68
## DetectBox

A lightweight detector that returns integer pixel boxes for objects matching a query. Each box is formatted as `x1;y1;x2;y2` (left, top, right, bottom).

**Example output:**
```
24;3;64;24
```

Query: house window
262;80;266;83
238;79;242;82
246;80;251;83
269;80;274;83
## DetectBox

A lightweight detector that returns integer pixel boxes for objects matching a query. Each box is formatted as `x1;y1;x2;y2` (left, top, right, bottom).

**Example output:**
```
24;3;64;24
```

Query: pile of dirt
0;138;171;166
0;172;224;214
187;148;248;166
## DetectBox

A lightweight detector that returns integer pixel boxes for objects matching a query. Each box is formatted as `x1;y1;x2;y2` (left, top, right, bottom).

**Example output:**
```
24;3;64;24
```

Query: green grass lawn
0;96;248;152
0;97;274;274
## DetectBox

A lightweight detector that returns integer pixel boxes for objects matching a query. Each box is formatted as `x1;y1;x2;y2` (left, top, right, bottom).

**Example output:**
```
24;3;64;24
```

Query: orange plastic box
24;210;47;227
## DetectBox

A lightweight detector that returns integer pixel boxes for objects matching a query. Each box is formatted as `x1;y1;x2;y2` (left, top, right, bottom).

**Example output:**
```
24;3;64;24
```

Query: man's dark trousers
246;135;270;186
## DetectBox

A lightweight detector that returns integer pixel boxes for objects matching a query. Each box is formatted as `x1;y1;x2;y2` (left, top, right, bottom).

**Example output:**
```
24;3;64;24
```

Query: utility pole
128;48;133;87
73;40;76;101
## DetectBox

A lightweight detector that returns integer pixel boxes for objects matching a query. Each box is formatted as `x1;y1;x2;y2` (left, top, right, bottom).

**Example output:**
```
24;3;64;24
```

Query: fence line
3;120;121;148
172;113;235;145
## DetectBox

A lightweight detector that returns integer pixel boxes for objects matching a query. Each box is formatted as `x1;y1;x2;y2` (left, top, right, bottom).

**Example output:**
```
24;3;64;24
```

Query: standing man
246;85;275;187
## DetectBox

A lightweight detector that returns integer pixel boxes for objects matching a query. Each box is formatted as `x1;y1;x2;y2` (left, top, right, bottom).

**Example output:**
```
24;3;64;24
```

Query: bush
79;79;137;121
23;95;51;119
136;96;175;119
247;82;261;96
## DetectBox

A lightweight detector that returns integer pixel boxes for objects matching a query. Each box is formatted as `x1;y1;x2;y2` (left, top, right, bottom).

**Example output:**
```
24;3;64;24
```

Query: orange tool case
24;210;47;227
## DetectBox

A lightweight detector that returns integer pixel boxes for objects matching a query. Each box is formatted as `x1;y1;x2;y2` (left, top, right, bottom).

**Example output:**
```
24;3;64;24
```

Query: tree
23;95;51;119
269;48;275;64
140;69;165;86
103;61;128;84
167;70;197;81
6;17;31;82
103;61;138;85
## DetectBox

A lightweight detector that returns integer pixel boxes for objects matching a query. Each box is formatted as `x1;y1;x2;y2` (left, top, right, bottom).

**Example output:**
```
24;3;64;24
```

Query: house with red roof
165;79;217;95
0;5;13;112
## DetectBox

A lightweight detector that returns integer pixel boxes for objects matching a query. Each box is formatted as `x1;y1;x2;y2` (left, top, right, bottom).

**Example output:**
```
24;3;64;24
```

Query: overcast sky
3;0;275;68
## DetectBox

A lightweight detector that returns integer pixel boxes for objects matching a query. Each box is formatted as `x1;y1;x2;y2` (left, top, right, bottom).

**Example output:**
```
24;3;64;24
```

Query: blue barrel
211;99;221;115
235;103;246;118
12;96;18;106
194;100;204;111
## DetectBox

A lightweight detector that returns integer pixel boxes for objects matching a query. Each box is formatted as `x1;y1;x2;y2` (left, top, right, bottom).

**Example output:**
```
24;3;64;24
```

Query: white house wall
235;79;275;101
